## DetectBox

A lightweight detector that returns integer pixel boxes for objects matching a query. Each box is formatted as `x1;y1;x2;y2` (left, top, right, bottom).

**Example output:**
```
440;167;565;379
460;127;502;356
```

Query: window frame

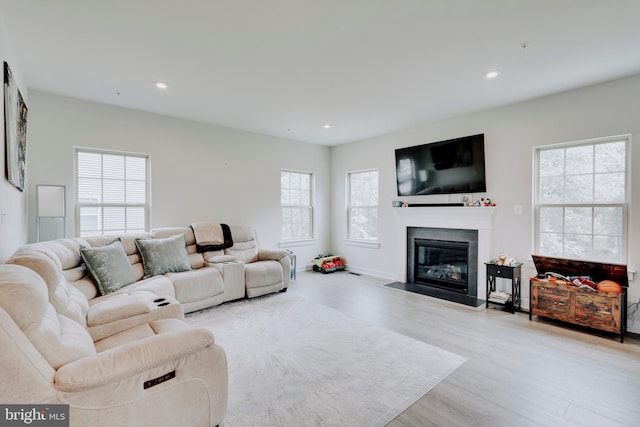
280;169;314;244
346;169;379;246
533;135;630;264
74;147;150;237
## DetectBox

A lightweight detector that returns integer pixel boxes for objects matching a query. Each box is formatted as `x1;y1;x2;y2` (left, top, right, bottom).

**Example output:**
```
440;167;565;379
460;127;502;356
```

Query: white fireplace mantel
393;206;496;300
393;206;496;230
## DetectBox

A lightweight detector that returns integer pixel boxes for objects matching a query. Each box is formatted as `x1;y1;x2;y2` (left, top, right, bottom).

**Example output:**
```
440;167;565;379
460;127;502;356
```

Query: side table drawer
487;264;514;279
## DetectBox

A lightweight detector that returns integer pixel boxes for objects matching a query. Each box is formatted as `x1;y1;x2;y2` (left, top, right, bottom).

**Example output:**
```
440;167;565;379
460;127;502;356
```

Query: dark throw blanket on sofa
190;222;234;252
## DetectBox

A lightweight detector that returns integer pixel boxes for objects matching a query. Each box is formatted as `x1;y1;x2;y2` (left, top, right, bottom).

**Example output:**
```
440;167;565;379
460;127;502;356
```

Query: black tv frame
395;134;487;197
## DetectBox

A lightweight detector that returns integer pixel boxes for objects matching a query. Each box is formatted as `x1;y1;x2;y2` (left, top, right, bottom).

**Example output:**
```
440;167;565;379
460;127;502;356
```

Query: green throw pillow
135;233;192;278
80;239;136;295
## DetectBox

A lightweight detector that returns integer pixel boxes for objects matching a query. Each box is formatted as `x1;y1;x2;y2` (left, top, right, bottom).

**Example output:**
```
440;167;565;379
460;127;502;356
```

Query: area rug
186;294;466;427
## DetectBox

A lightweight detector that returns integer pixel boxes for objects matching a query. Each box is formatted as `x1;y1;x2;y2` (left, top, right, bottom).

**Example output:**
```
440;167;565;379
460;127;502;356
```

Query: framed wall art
4;61;28;191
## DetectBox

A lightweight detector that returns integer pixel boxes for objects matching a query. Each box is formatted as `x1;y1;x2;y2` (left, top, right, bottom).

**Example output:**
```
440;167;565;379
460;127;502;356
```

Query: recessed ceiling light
155;81;168;89
323;124;331;129
485;71;499;79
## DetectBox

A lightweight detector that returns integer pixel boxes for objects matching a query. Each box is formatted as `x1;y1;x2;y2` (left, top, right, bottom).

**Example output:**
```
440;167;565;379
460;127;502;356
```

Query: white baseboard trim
344;265;397;281
300;263;397;282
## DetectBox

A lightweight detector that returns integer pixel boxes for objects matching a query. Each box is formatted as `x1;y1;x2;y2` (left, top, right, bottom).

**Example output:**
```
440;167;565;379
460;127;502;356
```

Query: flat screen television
395;134;486;196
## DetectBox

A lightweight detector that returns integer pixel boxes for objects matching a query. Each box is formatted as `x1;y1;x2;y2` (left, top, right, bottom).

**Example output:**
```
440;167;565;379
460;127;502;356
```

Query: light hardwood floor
287;271;640;427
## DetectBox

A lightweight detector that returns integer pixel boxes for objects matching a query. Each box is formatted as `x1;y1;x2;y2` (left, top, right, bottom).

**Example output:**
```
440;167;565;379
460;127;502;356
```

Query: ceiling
2;1;640;146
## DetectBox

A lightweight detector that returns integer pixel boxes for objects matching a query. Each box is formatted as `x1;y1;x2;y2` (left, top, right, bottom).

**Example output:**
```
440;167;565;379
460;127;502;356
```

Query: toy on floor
312;254;346;273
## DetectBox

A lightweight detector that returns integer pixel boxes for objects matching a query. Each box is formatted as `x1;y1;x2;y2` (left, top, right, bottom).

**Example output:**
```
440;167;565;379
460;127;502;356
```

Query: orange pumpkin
596;280;622;293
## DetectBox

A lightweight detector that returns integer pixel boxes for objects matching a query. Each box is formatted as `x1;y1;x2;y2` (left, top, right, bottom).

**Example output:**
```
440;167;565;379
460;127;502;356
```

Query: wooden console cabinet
529;278;626;342
529;255;628;342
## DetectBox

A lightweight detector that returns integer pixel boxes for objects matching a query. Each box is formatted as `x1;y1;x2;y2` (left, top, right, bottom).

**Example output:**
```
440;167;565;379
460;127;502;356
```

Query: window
347;170;378;241
280;170;313;241
534;136;629;263
76;149;149;237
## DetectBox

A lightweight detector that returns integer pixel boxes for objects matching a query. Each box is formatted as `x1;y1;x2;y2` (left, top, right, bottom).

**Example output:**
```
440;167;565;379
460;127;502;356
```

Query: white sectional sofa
15;224;291;317
0;223;291;427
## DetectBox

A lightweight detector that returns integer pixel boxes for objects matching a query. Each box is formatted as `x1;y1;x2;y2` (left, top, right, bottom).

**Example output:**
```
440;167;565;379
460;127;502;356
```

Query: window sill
344;239;380;249
279;239;316;248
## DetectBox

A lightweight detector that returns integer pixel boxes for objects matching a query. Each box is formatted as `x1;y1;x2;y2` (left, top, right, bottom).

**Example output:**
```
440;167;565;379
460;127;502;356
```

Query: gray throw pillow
80;239;136;295
135;233;192;278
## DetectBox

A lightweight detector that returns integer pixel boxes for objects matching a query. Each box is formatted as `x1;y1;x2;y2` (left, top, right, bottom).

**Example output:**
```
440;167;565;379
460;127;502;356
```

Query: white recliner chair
0;264;228;427
224;226;291;298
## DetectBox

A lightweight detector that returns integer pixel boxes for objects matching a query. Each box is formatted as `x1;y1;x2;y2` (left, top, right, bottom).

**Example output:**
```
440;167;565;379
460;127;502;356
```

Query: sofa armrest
54;328;214;392
258;250;291;288
205;254;245;303
257;250;288;262
87;292;157;326
206;255;238;264
207;260;245;302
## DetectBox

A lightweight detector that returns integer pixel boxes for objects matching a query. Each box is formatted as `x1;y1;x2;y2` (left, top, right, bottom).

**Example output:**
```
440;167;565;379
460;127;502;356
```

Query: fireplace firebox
414;239;469;293
404;227;479;305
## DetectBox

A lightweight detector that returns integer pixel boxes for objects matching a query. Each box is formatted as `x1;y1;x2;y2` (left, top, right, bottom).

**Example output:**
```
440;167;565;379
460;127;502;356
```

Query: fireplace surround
414;237;471;293
408;227;479;301
392;206;495;304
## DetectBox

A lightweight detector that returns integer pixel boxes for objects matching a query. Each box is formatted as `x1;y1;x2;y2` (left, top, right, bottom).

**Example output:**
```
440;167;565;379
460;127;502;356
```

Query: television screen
395;134;486;196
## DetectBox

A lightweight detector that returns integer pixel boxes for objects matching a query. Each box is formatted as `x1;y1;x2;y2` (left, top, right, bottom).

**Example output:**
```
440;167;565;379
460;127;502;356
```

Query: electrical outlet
513;204;523;215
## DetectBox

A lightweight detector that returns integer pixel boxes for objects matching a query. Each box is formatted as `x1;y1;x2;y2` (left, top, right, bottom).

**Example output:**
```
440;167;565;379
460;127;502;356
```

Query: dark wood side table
485;262;522;313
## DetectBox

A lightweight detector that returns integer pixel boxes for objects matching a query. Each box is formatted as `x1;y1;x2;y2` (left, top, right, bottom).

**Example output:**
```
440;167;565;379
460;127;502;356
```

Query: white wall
331;74;640;332
0;12;28;261
26;91;331;270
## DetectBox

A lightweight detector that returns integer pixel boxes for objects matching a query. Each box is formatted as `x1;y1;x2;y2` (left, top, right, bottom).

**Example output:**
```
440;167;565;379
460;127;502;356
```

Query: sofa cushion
85;232;151;282
166;267;224;304
72;275;100;301
116;275;176;299
0;265;96;369
225;226;259;263
0;265;50;330
205;254;237;263
7;250;89;325
93;322;156;353
26;238;86;271
81;240;136;295
135;234;192;278
152;227;205;269
93;318;189;353
87;292;158;327
7;249;61;288
42;309;96;369
244;261;283;289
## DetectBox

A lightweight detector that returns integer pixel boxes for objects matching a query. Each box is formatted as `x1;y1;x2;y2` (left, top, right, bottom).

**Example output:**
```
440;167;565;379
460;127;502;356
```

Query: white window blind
534;136;629;263
76;149;149;237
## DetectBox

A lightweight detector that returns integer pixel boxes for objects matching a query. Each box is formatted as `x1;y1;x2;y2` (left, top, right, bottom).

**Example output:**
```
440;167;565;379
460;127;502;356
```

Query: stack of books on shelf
488;291;512;304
